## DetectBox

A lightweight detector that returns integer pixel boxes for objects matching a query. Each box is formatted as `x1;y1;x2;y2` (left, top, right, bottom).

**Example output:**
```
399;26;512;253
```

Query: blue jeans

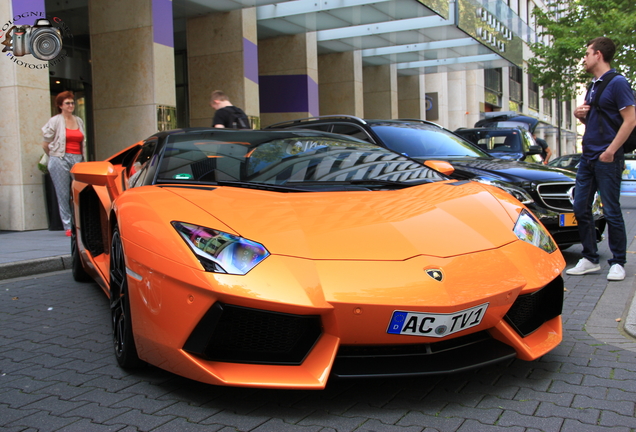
573;156;626;266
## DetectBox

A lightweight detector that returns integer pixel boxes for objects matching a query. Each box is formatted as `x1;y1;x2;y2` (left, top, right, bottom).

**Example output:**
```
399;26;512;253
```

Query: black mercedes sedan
266;116;605;248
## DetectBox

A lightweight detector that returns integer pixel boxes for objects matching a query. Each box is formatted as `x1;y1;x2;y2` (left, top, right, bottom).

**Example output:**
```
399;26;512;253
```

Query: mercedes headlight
172;222;269;275
513;209;557;253
475;179;534;205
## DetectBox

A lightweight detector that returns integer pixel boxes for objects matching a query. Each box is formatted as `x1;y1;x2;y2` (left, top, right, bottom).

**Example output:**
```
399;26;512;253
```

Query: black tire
71;225;92;282
110;226;145;368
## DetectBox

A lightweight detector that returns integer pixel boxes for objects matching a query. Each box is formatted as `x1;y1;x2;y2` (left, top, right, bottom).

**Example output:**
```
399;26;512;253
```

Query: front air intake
183;303;322;365
504;276;564;337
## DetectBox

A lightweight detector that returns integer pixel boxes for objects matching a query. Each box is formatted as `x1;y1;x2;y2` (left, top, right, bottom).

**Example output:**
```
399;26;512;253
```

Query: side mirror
71;161;119;200
424;160;455;176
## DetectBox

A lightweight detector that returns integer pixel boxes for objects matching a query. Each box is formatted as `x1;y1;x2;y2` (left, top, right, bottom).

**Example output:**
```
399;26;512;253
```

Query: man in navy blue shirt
567;37;636;281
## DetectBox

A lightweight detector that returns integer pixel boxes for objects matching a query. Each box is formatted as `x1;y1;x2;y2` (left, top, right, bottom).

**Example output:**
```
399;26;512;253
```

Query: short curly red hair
55;91;75;113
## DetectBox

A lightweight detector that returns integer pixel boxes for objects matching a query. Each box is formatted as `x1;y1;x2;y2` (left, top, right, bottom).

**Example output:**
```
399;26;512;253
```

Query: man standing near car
567;37;636;281
532;133;552;164
210;90;250;129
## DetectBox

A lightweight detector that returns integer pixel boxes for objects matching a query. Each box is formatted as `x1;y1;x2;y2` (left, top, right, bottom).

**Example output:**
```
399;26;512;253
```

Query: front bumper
123;239;565;389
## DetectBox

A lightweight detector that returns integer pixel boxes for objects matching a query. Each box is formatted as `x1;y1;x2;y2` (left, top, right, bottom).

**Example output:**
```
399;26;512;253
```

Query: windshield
155;131;445;189
370;123;491;159
468;129;522;152
489;120;531;130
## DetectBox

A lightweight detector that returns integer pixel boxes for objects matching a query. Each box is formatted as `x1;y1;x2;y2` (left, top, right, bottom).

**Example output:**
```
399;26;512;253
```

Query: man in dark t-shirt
532;133;552;164
567;37;636;281
210;90;250;129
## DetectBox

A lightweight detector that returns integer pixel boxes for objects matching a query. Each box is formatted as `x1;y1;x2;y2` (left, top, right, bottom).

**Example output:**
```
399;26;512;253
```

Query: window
128;139;158;188
485;68;503;107
332;124;373;142
509;67;523;103
528;74;539;111
543;89;552;117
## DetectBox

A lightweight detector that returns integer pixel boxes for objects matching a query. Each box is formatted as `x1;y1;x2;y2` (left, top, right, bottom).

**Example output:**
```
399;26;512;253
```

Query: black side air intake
504;276;564;337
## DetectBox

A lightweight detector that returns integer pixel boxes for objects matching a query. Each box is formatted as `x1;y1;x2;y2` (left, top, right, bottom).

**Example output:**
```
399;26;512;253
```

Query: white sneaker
566;258;601;275
607;264;626;281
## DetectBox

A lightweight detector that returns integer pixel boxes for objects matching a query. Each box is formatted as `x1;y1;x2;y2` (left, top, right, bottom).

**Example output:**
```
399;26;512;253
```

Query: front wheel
71;224;92;282
110;226;145;369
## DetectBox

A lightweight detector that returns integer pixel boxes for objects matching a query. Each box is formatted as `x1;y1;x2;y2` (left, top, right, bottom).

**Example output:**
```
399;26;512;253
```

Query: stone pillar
425;73;449;128
318;51;363;117
398;75;426;120
447;71;469;130
89;0;176;160
465;69;484;129
187;8;258;128
363;64;398;119
0;0;51;230
501;66;510;112
259;33;319;127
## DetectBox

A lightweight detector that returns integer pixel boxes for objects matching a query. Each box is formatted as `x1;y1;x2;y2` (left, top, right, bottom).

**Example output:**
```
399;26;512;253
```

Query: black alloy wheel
110;226;145;368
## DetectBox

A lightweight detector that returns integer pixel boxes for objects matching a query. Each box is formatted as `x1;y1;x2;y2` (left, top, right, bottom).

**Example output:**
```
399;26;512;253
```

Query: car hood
417;157;576;183
166;180;519;260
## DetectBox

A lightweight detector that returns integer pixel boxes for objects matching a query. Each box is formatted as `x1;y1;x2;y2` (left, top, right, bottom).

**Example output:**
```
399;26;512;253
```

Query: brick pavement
2;204;636;431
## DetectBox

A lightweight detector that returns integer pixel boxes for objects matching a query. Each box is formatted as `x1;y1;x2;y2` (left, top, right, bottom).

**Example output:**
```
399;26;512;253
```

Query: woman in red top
42;91;86;236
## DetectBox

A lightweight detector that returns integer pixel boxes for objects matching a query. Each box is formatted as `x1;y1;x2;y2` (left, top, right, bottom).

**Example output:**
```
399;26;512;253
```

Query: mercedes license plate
387;303;488;338
559;213;577;227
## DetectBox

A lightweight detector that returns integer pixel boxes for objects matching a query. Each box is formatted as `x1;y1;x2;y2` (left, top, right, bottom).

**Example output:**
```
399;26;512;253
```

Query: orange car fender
500;241;565;292
112;186;239;271
481;183;535;223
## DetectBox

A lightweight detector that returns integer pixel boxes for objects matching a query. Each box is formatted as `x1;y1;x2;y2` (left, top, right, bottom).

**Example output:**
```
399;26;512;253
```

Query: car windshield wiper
288;179;434;189
215;180;315;192
348;179;435;187
156;178;311;192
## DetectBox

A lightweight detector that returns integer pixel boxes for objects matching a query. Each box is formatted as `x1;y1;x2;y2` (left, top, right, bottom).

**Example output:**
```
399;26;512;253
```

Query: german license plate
387;303;488;338
559;213;577;227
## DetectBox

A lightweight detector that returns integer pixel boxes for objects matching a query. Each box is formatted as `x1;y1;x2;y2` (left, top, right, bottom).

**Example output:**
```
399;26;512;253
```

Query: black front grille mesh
505;276;563;337
183;303;322;365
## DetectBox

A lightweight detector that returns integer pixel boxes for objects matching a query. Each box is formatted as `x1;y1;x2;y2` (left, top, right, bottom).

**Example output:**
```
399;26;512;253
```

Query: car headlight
475;179;534;204
513;209;557;253
172;222;269;275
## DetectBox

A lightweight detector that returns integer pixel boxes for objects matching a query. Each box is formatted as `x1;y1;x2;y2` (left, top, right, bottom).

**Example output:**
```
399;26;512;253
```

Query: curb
626;290;636;338
0;255;72;281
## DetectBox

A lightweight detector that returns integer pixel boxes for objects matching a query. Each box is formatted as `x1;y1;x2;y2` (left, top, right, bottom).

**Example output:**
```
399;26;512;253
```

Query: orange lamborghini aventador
70;128;565;389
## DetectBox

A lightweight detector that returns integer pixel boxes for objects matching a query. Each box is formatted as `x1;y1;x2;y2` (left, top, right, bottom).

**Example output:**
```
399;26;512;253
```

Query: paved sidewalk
1;200;636;343
0;229;72;280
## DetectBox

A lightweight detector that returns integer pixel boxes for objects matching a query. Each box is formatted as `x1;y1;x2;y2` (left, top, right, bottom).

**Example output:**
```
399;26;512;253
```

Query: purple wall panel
260;75;319;116
243;38;259;84
153;0;174;48
11;0;45;25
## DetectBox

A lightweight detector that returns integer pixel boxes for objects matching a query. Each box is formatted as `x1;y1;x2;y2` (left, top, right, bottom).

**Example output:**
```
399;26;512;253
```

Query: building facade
0;0;577;231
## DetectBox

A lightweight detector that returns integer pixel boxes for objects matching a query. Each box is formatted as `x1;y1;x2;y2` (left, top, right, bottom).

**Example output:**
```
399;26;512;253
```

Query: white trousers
48;153;84;230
